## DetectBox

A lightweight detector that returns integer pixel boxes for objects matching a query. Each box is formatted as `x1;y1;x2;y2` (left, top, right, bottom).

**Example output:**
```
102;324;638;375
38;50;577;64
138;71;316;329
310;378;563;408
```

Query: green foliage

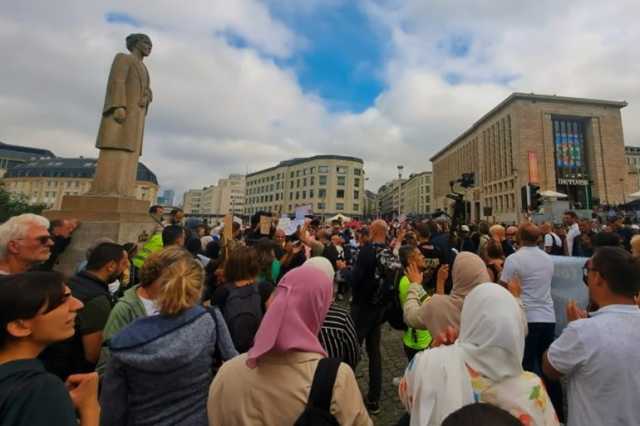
0;187;47;223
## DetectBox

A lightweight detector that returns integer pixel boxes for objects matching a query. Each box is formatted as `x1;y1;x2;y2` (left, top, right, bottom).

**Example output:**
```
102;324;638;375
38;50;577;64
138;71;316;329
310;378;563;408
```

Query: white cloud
1;0;639;201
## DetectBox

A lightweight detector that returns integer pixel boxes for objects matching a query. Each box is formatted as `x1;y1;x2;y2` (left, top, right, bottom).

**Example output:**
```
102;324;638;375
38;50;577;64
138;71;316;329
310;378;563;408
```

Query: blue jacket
100;305;238;426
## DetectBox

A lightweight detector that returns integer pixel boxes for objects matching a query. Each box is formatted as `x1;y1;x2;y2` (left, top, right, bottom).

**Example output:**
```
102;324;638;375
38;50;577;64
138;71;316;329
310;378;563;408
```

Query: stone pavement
354;323;408;426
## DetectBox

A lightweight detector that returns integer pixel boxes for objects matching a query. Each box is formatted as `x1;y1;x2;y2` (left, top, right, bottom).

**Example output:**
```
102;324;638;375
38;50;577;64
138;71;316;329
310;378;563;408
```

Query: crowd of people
1;206;639;425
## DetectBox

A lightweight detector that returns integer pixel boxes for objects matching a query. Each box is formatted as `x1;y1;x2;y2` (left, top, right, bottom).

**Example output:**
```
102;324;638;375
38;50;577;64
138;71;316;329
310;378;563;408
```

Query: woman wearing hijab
399;283;558;426
403;252;490;336
207;265;372;426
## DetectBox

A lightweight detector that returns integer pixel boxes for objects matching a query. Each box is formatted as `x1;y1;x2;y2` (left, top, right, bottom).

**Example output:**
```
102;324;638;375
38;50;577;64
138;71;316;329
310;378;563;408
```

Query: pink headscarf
246;265;333;368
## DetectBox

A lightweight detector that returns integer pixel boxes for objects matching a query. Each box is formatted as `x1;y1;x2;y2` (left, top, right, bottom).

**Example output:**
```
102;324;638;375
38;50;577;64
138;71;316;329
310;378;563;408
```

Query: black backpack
384;268;407;330
294;358;341;426
369;244;402;307
222;284;263;353
548;233;564;256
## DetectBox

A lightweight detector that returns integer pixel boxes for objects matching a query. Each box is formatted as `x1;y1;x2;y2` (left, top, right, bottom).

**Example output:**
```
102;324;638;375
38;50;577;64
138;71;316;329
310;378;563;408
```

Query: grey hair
0;214;50;260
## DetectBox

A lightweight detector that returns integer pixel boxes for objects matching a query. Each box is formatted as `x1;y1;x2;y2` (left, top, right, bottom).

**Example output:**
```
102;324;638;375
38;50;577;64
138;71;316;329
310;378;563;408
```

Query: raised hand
406;263;423;285
432;326;459;347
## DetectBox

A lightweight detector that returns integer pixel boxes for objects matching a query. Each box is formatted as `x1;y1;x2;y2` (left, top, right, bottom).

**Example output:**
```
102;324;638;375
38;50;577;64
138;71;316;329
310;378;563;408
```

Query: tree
0;187;48;222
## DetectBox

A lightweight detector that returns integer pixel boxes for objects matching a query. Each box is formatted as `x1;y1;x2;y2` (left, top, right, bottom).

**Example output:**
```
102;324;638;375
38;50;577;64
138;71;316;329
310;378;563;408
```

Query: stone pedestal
44;195;157;276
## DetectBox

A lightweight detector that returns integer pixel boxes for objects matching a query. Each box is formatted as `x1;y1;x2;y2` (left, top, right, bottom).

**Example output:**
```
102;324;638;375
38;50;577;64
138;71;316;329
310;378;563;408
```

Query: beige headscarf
420;252;490;336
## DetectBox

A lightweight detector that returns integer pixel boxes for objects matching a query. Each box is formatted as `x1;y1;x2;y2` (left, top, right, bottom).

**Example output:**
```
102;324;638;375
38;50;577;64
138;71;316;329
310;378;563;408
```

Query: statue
90;33;153;197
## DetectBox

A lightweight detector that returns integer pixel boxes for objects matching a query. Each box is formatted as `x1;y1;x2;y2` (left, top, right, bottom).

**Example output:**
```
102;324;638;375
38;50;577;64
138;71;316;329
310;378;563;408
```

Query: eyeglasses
16;235;53;245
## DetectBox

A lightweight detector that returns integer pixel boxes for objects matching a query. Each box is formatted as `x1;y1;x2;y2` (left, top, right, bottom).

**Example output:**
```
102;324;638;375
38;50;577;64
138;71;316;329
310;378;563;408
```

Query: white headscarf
405;283;525;426
304;257;335;281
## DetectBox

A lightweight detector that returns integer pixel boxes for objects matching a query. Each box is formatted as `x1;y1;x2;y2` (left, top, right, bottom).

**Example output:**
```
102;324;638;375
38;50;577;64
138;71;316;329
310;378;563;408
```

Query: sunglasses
17;235;53;245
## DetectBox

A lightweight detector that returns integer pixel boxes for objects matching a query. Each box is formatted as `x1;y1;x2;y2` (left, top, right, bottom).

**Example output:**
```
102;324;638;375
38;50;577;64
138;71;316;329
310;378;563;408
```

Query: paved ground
354;323;408;426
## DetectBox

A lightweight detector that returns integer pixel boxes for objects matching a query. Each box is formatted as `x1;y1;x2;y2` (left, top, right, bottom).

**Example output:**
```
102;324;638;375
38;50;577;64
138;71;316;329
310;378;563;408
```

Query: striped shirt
319;304;360;369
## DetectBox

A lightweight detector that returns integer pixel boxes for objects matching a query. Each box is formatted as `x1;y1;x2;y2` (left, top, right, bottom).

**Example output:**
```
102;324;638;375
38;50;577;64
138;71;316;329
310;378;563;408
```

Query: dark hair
149;205;163;214
399;245;418;269
205;240;220;259
255;238;278;282
592;232;621;248
224;246;259;282
86;242;126;271
442;403;520;426
0;272;66;348
162;225;185;246
564;210;578;219
485;238;504;260
416;223;431;240
478;222;490;235
50;219;65;230
592;247;640;298
170;208;183;216
126;33;151;52
122;242;138;258
185;236;202;257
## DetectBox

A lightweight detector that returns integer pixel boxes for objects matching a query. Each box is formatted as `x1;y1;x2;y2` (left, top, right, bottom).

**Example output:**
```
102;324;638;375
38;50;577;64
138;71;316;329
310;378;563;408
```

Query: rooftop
247;154;364;178
0;141;55;161
430;92;628;162
4;157;158;185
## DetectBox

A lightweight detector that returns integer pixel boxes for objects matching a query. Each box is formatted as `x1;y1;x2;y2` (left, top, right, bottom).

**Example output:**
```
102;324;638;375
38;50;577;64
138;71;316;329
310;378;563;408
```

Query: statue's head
126;33;152;57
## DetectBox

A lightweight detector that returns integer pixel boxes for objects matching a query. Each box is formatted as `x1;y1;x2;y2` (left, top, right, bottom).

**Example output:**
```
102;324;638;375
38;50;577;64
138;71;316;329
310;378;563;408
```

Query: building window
290;192;293;200
302;191;306;199
310;176;315;185
297;179;300;188
290;172;294;178
337;189;345;198
336;203;344;210
354;178;360;187
290;181;294;189
353;203;360;211
354;168;361;176
319;189;326;198
354;190;359;199
296;170;301;177
337;166;347;174
318;202;326;210
309;189;314;198
296;191;300;200
319;175;327;185
310;167;315;174
319;166;329;173
337;176;346;186
303;168;308;176
303;178;307;186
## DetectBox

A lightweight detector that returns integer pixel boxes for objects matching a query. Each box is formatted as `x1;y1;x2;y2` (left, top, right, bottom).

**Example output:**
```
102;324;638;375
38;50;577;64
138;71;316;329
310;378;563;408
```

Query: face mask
108;279;121;295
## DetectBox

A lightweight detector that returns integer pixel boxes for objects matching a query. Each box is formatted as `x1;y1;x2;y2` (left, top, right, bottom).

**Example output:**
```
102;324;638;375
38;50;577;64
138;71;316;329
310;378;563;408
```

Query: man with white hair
0;214;53;274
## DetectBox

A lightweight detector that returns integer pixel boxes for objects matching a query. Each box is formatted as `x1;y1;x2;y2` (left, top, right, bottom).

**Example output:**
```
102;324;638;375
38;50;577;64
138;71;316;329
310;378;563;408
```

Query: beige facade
2;158;158;209
183;174;245;216
431;93;628;223
364;190;378;217
245;155;365;218
401;172;433;216
625;146;640;196
377;179;405;217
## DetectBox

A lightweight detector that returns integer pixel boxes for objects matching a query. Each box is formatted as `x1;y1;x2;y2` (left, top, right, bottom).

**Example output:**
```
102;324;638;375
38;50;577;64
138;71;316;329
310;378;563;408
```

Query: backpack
222;284;263;353
547;233;564;256
369;244;402;307
294;358;341;426
384;268;406;330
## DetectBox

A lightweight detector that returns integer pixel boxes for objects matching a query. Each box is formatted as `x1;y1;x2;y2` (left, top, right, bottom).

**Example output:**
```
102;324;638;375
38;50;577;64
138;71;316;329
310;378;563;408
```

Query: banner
550;255;589;336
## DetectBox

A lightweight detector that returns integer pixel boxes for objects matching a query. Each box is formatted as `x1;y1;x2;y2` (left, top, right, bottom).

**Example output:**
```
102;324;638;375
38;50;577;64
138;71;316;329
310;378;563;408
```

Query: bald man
350;219;390;414
500;223;562;416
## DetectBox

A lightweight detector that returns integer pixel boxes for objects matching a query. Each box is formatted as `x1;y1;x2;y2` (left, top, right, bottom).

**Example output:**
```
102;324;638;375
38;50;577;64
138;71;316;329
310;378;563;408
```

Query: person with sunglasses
0;271;100;426
0;214;54;275
543;247;640;426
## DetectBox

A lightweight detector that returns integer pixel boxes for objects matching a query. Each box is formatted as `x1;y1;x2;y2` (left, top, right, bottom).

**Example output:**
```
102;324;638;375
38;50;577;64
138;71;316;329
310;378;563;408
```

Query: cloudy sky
2;1;639;198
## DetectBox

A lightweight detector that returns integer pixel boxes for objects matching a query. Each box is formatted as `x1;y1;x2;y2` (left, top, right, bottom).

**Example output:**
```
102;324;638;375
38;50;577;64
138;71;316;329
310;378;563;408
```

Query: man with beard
40;242;129;380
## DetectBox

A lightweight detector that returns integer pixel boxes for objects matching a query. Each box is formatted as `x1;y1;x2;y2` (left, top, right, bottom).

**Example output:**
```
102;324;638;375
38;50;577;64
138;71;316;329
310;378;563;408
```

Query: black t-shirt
0;359;76;426
213;280;275;312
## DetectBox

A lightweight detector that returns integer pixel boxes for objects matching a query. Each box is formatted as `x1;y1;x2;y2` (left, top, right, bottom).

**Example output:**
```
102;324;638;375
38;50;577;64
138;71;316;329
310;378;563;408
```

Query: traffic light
529;184;542;211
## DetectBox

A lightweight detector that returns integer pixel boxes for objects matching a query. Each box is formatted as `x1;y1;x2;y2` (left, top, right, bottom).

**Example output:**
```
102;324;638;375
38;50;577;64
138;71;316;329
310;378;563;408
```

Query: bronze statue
90;33;153;197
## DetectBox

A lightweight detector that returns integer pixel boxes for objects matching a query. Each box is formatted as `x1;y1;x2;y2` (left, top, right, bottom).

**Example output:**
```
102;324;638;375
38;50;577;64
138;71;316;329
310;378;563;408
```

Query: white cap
461;225;470;232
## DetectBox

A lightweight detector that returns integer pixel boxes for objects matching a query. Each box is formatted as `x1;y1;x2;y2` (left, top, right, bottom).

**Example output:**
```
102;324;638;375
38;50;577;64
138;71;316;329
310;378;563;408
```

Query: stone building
430;93;628;223
401;171;433;216
377;178;405;217
244;155;365;218
183;174;245;216
2;157;158;209
625;146;640;197
0;141;54;178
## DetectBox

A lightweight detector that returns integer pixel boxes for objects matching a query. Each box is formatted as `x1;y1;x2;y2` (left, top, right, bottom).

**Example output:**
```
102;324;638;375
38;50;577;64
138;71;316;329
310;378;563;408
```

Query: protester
323;232;349;300
0;213;53;274
0;272;100;426
100;247;237;426
96;247;182;374
40;242;128;380
403;251;490;337
543;247;640;426
499;223;562;419
399;283;559;426
398;245;434;361
208;265;372;425
213;246;274;352
563;211;581;256
306;257;360;369
541;222;563;255
350;219;392;414
162;224;186;247
40;218;78;271
483;239;505;282
458;225;475;252
475;221;491;256
254;237;281;285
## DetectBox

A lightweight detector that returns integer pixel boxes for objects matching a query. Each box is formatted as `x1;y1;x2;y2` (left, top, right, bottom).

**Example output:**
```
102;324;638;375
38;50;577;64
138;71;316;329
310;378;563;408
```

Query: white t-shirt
543;233;562;249
565;223;581;256
140;295;159;316
548;305;640;426
500;246;555;323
